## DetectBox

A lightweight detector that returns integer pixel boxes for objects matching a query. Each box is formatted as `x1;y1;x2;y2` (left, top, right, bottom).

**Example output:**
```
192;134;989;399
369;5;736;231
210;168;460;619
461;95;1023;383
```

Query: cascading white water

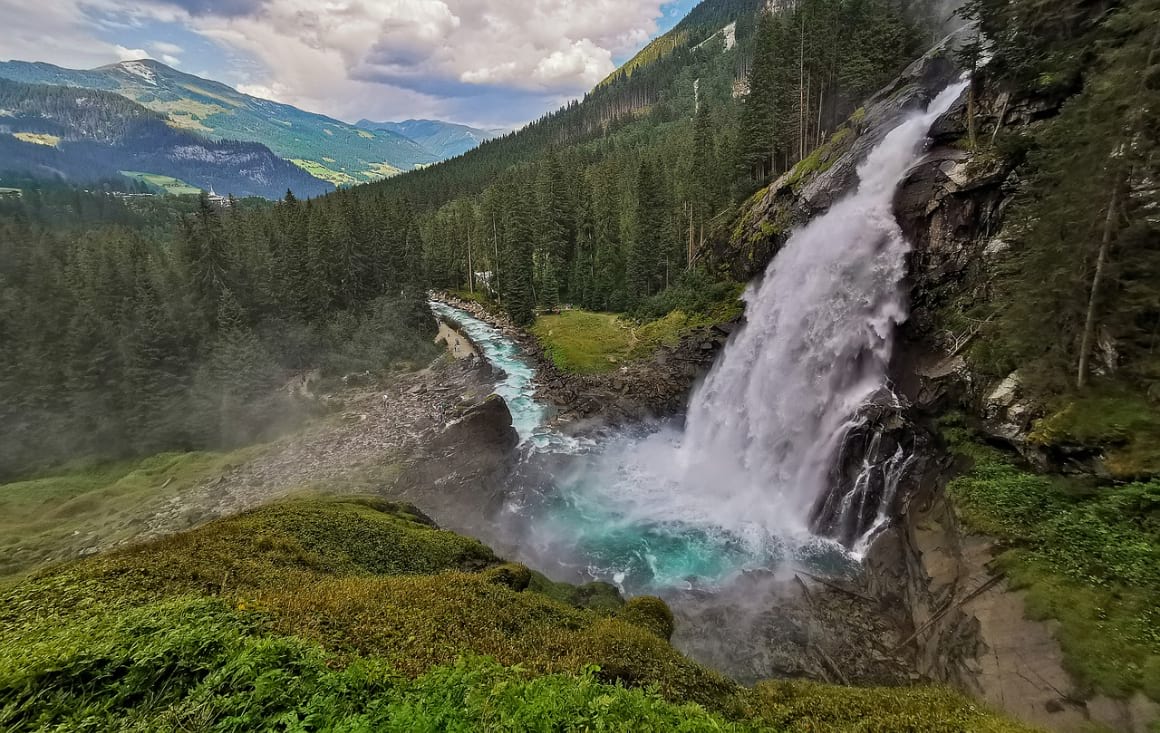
452;82;969;592
676;81;968;540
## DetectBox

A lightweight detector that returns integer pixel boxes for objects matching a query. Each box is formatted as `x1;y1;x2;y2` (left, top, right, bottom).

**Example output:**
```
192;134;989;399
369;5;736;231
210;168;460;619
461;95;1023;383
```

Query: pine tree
628;159;667;306
180;192;231;325
503;183;537;326
737;11;780;180
536;153;573;300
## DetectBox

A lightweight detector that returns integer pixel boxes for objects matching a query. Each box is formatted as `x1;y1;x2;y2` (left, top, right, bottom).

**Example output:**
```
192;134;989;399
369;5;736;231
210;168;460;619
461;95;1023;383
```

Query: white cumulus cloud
0;0;678;126
115;45;151;61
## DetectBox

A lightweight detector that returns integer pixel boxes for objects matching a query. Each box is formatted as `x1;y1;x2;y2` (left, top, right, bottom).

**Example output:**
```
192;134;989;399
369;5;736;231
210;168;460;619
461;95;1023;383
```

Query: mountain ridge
0;77;332;198
0;58;438;186
356;118;503;161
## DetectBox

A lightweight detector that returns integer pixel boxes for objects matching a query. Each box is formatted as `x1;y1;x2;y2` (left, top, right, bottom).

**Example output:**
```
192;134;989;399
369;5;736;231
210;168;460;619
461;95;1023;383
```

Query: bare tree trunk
1077;177;1121;389
466;234;474;293
967;81;977;150
799;12;806;162
816;84;825;148
492;216;500;300
990;94;1009;147
804;73;811;155
686;201;695;269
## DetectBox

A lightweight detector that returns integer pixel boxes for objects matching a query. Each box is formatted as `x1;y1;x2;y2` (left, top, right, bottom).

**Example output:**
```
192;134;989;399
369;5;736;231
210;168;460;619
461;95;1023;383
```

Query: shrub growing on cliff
944;423;1160;699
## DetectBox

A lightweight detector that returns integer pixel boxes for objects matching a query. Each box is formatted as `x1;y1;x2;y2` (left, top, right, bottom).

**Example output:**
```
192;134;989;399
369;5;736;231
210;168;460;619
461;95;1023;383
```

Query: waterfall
678;81;967;543
450;82;969;592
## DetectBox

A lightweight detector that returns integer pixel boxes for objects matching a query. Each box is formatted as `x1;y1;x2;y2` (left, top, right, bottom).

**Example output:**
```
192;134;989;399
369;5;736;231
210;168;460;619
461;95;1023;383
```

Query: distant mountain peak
355;118;501;161
113;60;161;85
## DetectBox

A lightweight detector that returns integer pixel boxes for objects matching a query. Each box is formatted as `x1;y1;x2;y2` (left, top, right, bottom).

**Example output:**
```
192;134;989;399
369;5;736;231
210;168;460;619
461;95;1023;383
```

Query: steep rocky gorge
715;42;1157;733
421;44;1159;731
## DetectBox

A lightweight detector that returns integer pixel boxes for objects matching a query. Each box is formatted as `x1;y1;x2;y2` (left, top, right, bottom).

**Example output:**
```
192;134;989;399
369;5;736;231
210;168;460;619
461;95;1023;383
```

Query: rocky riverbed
431;293;735;426
129;350;514;547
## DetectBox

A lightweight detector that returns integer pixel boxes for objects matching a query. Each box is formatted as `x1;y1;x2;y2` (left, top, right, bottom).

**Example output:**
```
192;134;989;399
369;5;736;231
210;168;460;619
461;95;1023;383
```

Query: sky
0;0;699;128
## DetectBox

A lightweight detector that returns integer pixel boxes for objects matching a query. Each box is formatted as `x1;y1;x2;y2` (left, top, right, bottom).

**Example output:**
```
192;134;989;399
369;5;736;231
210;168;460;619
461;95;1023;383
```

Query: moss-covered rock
529;570;625;613
482;562;533;591
620;595;677;641
1029;389;1160;479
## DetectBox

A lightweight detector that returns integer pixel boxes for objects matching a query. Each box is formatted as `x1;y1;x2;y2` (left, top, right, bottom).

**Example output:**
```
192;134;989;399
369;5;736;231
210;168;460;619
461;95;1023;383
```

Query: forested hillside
365;0;932;323
0;185;432;478
0;0;939;476
0;79;332;198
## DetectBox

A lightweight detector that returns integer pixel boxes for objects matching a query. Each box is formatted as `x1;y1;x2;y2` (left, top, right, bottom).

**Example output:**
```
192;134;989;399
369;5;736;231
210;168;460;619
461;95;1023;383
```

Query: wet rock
670;570;914;687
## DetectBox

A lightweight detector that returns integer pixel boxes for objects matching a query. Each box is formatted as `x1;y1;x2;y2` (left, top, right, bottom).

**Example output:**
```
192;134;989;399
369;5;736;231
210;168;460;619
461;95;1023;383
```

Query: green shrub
0;598;748;732
528;571;624;613
633;270;743;323
743;679;1030;732
482;562;533;591
0;493;1035;730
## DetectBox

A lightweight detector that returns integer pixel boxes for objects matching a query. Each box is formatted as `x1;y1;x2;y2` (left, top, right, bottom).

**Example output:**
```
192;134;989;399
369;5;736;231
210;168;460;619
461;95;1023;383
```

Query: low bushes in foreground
0;494;1032;731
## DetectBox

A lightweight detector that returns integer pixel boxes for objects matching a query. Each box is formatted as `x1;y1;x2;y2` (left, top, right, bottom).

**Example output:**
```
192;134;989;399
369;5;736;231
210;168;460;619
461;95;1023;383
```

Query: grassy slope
120;170;202;195
0;449;263;578
0;494;1030;731
943;416;1160;701
532;310;734;374
11;132;59;147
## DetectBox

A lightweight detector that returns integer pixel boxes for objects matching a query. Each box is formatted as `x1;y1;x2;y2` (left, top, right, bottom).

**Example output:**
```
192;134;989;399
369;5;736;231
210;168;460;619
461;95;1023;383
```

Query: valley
2;0;1158;730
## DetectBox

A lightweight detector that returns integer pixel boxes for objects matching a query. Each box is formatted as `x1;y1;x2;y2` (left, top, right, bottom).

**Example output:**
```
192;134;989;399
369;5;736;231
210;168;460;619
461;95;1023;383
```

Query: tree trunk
467;235;474;293
1077;175;1122;389
686;201;695;270
816;84;825;148
492;216;500;300
967;80;977;150
799;12;806;162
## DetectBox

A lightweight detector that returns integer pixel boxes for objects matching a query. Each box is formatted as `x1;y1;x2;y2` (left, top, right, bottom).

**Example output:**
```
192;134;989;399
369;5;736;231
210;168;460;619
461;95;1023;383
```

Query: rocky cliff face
710;38;1149;730
716;43;961;281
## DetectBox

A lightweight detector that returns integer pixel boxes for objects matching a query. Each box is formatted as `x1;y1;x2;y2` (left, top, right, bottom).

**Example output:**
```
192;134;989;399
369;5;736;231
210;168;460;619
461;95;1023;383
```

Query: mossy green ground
532;306;739;374
1030;387;1160;478
449;289;496;308
0;494;1031;731
943;416;1160;701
